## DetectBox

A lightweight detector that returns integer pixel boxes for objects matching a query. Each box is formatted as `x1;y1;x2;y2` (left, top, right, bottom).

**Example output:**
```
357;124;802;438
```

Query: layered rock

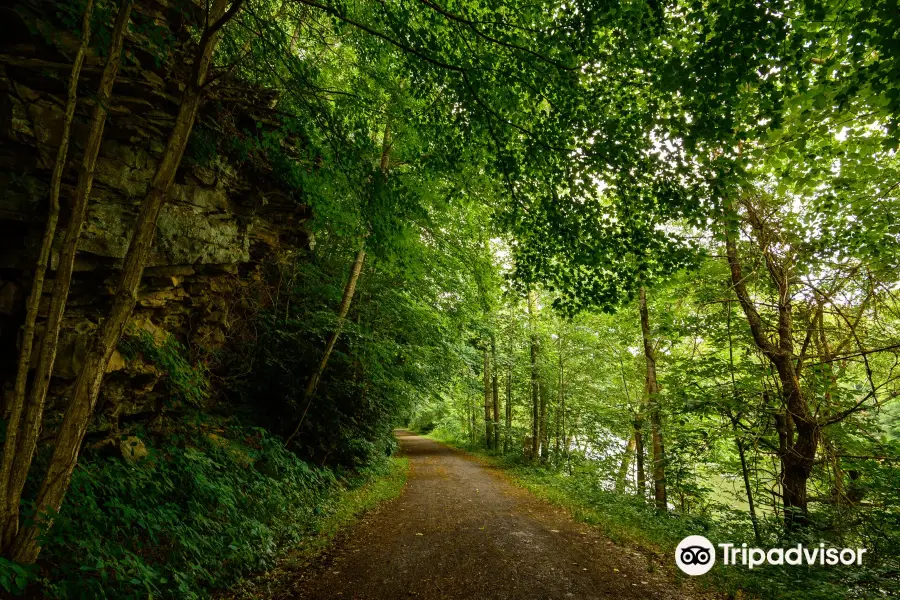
0;0;312;424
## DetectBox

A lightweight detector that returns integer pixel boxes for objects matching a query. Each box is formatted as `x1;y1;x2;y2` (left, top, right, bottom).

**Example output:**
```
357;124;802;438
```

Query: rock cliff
0;0;311;425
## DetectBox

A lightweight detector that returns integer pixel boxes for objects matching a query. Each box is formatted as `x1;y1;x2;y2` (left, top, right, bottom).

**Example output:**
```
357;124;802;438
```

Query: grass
293;455;410;558
220;455;409;599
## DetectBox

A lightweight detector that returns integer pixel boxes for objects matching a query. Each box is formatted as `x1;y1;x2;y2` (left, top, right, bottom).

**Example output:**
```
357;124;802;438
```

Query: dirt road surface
290;430;713;600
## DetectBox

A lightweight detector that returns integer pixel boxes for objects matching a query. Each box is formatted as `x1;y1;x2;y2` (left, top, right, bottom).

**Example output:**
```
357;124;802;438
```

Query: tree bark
0;0;124;553
634;415;646;498
554;334;564;457
726;301;762;543
11;0;242;563
504;356;512;453
492;336;500;450
0;0;95;545
470;390;476;443
723;203;818;531
639;287;667;512
483;345;493;448
617;434;636;493
527;291;540;460
736;436;762;544
538;378;548;462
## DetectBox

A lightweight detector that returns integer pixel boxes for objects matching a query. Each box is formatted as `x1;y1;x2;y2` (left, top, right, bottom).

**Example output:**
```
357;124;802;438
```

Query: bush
221;256;411;471
36;417;338;599
119;330;210;408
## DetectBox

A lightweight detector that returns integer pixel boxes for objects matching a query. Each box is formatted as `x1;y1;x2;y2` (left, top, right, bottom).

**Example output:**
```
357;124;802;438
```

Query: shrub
37;417;338;599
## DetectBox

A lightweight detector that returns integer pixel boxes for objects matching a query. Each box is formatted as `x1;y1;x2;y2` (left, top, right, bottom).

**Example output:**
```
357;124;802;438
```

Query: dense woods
0;0;898;597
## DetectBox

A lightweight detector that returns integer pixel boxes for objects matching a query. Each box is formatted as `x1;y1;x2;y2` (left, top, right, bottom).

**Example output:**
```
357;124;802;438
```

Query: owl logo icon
675;536;716;575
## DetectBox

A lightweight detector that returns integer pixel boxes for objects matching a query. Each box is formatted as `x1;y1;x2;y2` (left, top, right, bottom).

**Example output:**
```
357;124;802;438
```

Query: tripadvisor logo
675;536;867;576
676;536;716;575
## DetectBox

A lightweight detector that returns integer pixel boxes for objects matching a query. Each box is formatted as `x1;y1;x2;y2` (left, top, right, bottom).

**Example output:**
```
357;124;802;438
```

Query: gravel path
291;430;713;600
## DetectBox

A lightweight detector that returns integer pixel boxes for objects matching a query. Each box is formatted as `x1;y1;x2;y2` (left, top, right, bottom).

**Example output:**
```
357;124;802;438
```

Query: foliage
0;558;34;596
119;330;210;408
226;455;408;599
224;217;489;469
29;415;403;599
420;262;900;599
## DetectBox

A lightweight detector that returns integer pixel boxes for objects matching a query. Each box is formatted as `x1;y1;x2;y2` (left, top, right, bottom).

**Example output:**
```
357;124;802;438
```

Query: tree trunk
11;0;242;563
285;117;393;446
736;436;762;544
492;337;500;450
539;379;548;462
554;334;565;457
528;291;540;460
504;356;512;453
553;396;561;456
617;434;636;493
726;301;762;543
639;287;667;512
616;353;640;495
724;207;818;531
776;386;817;530
285;243;366;445
634;416;646;499
471;393;477;443
0;0;128;553
467;391;475;443
483;345;492;448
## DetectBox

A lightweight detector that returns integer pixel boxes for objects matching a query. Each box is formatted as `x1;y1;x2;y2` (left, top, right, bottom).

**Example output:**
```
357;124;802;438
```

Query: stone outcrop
0;0;312;424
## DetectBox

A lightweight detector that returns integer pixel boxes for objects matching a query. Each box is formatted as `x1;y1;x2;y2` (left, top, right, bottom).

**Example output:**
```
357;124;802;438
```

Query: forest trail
291;431;712;600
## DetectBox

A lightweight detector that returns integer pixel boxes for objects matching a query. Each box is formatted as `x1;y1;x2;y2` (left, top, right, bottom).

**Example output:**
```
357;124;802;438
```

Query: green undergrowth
222;454;408;599
0;312;410;599
425;430;899;600
17;416;407;599
290;455;408;558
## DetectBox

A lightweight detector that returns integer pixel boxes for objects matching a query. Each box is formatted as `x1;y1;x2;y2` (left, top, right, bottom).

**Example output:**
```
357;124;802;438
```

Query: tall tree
528;290;540;460
492;335;500;450
11;0;245;563
483;345;493;449
504;354;512;454
0;0;96;550
284;115;394;447
639;287;667;512
0;0;133;556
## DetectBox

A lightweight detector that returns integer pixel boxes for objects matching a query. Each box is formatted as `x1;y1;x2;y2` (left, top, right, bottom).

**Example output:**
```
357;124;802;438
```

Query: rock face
0;0;312;423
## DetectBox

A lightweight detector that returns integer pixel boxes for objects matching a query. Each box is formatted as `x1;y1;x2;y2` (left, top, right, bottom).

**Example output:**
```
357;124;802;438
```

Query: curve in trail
293;430;710;600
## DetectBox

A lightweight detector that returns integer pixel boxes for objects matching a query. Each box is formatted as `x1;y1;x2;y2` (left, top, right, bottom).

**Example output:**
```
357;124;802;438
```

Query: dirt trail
290;431;712;600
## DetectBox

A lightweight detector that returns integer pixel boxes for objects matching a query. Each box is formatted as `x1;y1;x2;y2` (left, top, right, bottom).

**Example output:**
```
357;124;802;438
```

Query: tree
284;117;393;448
0;0;135;559
492;335;500;450
528;290;540;460
0;0;98;551
9;0;245;563
639;287;667;512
